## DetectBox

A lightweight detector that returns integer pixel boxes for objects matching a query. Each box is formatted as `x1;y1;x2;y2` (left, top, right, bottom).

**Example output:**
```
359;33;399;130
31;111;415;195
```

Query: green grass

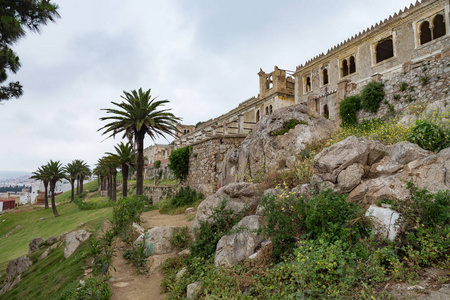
0;202;112;273
55;179;100;203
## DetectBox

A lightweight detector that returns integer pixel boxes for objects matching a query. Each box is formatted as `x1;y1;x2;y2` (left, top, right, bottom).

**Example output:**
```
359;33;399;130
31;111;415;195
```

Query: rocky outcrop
28;237;44;255
311;136;450;206
6;256;32;281
214;215;264;267
187;282;202;299
64;230;91;258
192;182;261;233
135;226;183;256
219;104;335;186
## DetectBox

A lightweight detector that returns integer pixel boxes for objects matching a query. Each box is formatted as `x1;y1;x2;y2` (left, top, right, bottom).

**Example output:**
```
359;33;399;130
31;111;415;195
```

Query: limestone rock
136;226;181;255
369;156;403;177
192;182;261;233
146;253;177;273
390;141;429;165
64;230;91;258
38;250;50;260
187;282;202;299
336;163;364;193
215;215;264;267
132;222;144;240
176;267;187;280
314;136;369;175
0;275;22;297
28;237;44;254
6;256;32;280
365;205;400;240
45;235;57;246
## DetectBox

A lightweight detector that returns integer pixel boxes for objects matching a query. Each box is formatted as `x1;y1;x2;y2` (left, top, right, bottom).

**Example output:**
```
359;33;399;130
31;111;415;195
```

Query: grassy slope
0;179;111;273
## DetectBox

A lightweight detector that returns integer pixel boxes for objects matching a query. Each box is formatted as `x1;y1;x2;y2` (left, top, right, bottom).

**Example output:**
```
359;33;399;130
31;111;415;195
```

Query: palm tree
98;88;180;195
64;160;82;202
45;160;66;217
31;165;50;209
75;160;91;195
107;142;136;197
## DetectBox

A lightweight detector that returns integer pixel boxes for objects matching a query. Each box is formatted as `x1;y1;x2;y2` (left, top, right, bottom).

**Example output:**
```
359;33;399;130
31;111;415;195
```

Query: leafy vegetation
339;95;361;126
360;81;385;113
170;226;191;250
168;146;192;181
407;119;450;152
170;186;204;207
271;119;306;136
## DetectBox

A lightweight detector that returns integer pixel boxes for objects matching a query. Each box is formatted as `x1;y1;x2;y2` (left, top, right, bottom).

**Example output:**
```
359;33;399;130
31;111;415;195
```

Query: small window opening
322;68;329;85
256;110;260;122
187;130;190;133
433;14;446;39
323;104;329;119
265;107;269;115
420;21;432;45
376;37;394;63
349;56;356;74
342;59;349;77
305;76;311;92
183;129;187;134
265;75;273;90
315;99;320;113
269;105;273;114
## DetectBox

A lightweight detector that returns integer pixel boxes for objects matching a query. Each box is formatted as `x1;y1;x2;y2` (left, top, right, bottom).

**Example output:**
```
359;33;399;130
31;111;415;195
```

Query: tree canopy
0;0;59;102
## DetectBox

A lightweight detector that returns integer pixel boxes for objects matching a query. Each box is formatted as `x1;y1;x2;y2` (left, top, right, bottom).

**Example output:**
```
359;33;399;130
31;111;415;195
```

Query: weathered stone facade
294;0;450;123
184;135;246;196
143;144;173;180
143;185;176;204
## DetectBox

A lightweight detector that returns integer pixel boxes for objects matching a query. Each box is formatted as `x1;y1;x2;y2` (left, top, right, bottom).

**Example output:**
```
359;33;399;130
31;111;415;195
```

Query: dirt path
110;210;194;300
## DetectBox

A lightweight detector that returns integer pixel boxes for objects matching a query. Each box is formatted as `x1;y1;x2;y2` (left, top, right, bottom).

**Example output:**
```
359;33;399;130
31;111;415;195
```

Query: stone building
143;144;174;180
294;0;449;122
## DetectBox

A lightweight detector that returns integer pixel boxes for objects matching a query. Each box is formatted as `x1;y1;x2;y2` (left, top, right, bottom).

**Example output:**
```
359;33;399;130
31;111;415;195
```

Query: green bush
153;160;161;169
407;120;450;152
361;81;385;113
57;277;112;300
271;119;307;136
171;186;204;207
190;200;240;259
112;195;147;239
170;226;191;250
339;95;361;126
168;146;191;181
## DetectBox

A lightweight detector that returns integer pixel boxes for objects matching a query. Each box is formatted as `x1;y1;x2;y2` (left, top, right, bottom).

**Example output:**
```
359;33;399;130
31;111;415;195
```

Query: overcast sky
0;0;416;172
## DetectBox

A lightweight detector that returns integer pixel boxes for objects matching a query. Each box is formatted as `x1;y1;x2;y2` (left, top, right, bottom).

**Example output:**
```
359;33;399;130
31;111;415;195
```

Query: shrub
168;146;191;181
407;120;450;152
112;195;147;241
190;200;240;259
57;277;112;300
153;160;161;169
361;81;385;113
399;81;408;91
271;119;307;136
339;95;361;126
123;236;149;274
171;186;204;207
170;226;191;250
87;230;117;276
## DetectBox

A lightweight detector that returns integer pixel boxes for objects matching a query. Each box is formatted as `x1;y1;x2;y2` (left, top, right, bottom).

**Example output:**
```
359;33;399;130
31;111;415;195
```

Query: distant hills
0;171;31;180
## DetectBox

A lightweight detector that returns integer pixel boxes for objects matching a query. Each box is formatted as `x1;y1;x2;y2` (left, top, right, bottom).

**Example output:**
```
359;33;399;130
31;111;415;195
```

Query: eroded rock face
219;104;335;186
6;256;32;281
192;182;261;234
214;215;264;267
336;163;365;193
135;226;181;255
28;237;44;254
64;230;91;258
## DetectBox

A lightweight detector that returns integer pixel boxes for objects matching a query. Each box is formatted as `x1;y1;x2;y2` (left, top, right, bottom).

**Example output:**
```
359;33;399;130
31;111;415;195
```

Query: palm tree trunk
70;179;75;202
50;182;59;217
76;175;80;195
122;164;128;198
107;173;112;198
112;169;117;202
80;177;84;194
44;181;49;209
136;131;145;195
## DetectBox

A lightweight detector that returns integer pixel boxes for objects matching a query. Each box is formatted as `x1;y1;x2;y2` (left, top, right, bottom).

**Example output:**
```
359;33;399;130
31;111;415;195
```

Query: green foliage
407;120;450;152
171;186;204;207
195;121;204;128
271;119;307;136
87;229;116;276
360;81;385;113
420;75;429;86
153;160;161;169
123;235;149;274
190;200;240;259
168;146;192;180
112;195;147;241
73;192;115;210
261;189;368;260
57;277;112;300
399;81;408;91
170;226;191;250
339;95;361;126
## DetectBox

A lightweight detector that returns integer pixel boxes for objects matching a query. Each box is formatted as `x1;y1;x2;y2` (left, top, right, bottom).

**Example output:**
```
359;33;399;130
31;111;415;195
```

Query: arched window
349;56;356;74
183;129;187;134
269;105;273;114
265;107;269;115
433;14;446;39
305;76;311;92
256;110;260;122
420;21;432;45
376;37;394;63
322;68;329;85
342;59;349;77
315;99;320;113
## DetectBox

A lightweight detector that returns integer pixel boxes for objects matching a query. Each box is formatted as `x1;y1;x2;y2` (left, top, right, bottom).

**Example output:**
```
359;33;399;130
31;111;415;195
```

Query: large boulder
64;230;91;258
336;163;365;193
220;104;335;186
28;237;44;254
135;226;182;255
192;183;261;233
6;256;32;281
214;215;264;267
365;205;400;241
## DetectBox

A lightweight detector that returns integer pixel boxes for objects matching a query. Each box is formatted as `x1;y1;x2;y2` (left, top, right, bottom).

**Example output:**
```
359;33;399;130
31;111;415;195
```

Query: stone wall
143;186;176;204
184;135;246;196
